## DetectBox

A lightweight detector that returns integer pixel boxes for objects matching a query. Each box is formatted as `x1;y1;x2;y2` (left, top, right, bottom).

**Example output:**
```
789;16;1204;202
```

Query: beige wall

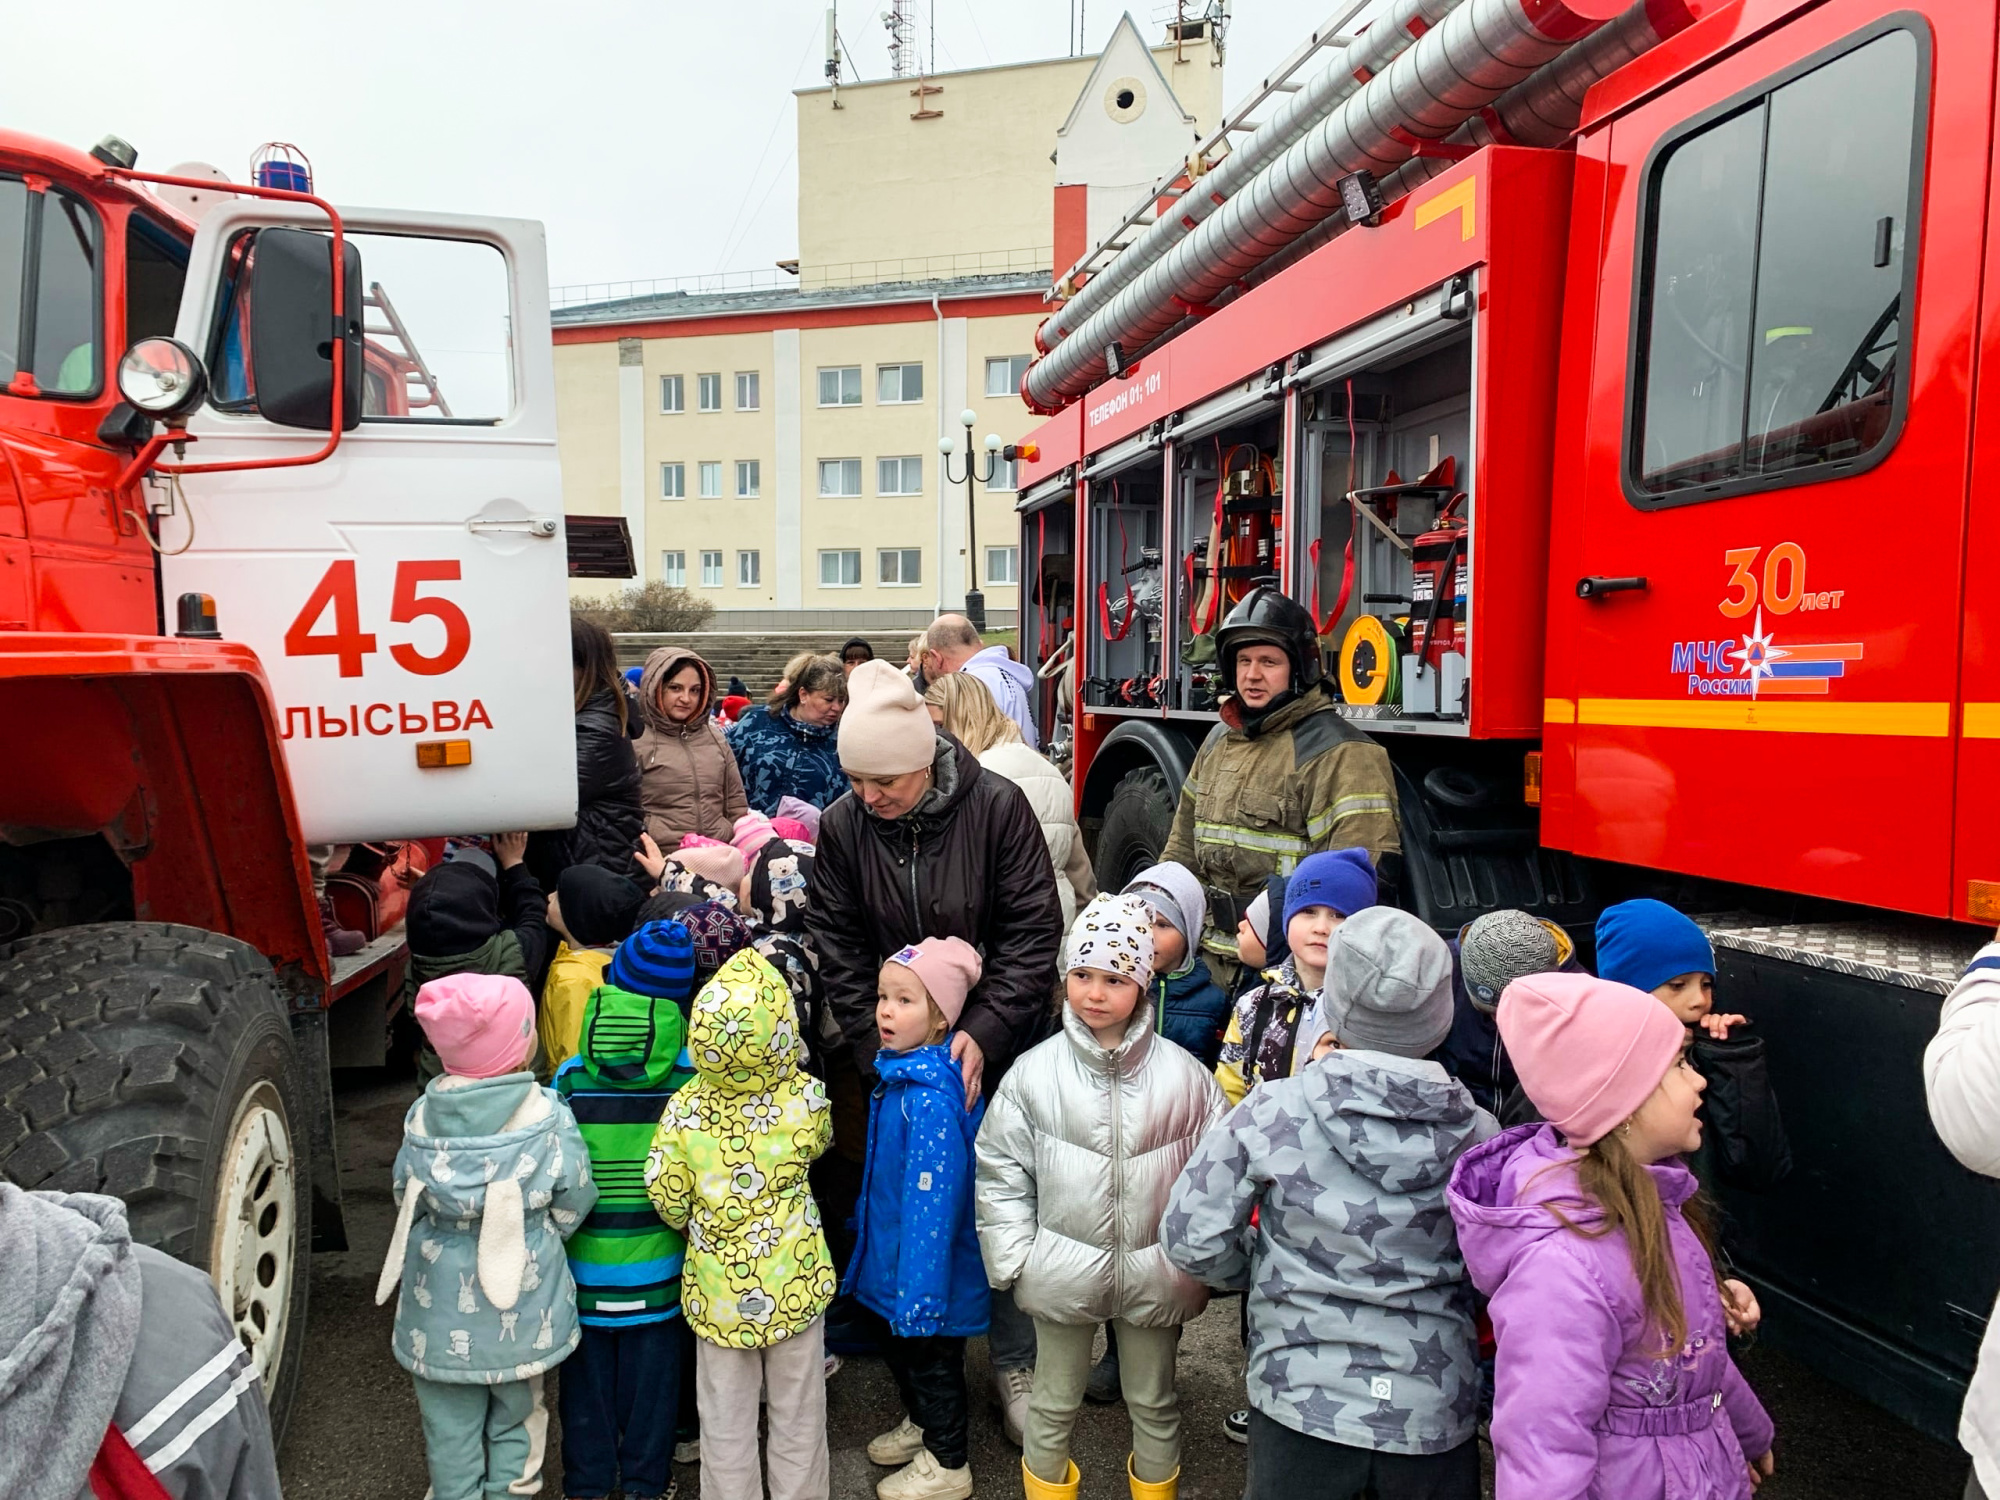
554;303;1045;612
794;39;1220;279
643;330;779;604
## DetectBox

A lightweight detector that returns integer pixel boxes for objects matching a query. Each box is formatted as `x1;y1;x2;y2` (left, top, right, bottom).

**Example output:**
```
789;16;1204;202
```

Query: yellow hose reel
1338;614;1403;706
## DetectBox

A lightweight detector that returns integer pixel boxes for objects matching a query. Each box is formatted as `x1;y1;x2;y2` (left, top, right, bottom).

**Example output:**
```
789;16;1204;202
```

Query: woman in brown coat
634;646;748;848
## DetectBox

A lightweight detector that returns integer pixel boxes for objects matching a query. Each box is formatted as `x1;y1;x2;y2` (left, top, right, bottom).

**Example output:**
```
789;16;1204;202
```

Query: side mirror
247;226;363;431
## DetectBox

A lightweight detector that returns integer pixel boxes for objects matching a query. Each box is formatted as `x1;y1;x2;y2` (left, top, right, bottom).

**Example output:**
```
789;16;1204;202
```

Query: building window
878;455;923;495
986;456;1018;492
735;371;760;411
697;372;722;412
985;354;1031;397
1628;28;1920;506
817;365;862;406
738;550;761;587
700;549;723;587
818;458;863;496
699;461;723;498
879;548;922;586
819;549;862;587
986;545;1019;585
660;374;684;413
660;462;685;499
661;550;687;586
877;362;923;403
736;459;761;497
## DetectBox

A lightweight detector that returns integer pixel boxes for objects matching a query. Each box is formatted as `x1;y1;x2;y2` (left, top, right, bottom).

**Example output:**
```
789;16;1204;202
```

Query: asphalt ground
279;1071;1975;1500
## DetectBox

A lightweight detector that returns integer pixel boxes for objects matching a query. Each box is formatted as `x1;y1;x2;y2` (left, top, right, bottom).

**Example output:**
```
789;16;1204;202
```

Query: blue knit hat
608;919;698;1001
1283;848;1377;929
1594;899;1714;996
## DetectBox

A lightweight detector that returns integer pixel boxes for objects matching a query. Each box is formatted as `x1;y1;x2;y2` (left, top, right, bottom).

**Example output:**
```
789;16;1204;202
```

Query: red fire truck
1019;0;1996;1437
0;135;583;1433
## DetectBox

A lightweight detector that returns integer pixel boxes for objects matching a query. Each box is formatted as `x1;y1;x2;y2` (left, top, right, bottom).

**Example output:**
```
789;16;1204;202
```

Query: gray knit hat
1459;910;1567;1015
1323;907;1454;1059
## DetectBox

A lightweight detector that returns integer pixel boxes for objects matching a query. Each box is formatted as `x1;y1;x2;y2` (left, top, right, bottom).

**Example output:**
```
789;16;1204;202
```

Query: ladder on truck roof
362;281;454;418
1051;0;1373;301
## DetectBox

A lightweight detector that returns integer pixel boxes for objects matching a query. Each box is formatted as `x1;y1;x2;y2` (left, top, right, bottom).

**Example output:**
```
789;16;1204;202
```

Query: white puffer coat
975;994;1225;1327
978;741;1097;926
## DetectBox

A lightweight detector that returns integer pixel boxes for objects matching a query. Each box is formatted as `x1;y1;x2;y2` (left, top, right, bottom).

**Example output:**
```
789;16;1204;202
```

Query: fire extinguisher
1407;493;1467;672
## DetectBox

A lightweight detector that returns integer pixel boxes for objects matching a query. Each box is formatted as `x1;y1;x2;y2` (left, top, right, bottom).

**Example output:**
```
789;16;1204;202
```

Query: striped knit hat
608;920;697;1001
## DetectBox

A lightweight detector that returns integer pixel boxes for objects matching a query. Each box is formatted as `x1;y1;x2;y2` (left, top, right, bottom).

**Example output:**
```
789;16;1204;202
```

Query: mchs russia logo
1671;543;1860;698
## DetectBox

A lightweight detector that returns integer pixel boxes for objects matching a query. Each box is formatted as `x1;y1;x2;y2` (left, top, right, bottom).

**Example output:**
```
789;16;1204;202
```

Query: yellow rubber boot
1021;1457;1079;1500
1127;1455;1179;1500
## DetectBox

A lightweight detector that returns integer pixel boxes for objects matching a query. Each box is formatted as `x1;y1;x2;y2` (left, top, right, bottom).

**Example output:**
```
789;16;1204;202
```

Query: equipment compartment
1172;411;1284;713
1082;459;1166;711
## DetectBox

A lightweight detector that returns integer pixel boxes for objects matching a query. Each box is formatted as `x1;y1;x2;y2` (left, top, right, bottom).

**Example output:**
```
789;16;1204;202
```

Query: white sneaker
868;1416;926;1466
826;1353;844;1379
876;1449;973;1500
991;1365;1033;1448
673;1439;700;1464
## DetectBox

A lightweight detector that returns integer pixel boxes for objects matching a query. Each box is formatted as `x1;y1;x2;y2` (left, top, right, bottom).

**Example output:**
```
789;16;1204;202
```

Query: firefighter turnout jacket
1161;685;1400;962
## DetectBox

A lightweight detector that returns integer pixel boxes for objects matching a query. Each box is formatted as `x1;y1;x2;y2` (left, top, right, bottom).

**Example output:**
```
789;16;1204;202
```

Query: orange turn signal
1522;751;1542;807
1019;442;1040;462
416;739;473;768
1971;880;2000;923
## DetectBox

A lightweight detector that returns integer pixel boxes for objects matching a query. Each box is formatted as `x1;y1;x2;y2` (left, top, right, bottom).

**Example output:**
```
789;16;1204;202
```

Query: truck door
1549;3;1989;917
160;203;574;845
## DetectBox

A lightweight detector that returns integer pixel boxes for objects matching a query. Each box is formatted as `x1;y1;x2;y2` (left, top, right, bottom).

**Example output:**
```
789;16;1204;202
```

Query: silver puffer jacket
974;995;1226;1327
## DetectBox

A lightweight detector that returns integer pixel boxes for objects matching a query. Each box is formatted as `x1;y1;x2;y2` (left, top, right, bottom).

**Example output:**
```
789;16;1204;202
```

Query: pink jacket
1448;1125;1774;1500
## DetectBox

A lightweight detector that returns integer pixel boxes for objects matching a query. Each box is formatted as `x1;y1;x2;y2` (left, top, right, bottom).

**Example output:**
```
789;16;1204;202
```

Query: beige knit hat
838;659;937;775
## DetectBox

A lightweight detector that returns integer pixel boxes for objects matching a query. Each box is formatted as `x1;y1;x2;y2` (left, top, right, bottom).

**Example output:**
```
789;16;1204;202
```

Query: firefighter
1161;583;1400;991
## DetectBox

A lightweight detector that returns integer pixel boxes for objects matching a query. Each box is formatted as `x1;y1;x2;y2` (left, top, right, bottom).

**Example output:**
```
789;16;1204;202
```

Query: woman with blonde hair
925;673;1095;925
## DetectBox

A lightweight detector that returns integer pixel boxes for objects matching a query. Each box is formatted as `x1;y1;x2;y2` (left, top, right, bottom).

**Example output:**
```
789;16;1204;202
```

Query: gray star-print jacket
1162;1049;1496;1455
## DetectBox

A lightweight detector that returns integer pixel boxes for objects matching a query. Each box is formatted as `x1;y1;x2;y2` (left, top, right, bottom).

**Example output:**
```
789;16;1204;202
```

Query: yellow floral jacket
644;947;836;1347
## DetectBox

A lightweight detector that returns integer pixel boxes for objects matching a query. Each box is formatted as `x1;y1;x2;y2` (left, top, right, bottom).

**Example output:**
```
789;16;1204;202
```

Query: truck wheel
0;923;312;1438
1096;764;1176;890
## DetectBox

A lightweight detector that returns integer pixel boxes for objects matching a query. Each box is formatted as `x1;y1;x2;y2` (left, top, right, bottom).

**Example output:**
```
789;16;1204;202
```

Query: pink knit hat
886;937;983;1026
731;813;777;857
414;973;536;1080
770;816;813;845
1497;971;1686;1146
839;660;936;776
671;838;748;889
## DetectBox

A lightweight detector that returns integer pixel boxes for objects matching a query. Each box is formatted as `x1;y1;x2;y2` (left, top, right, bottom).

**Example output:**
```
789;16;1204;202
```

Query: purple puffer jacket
1448;1125;1774;1500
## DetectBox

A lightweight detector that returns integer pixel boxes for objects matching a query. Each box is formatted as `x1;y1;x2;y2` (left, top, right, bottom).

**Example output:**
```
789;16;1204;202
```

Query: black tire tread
1095;764;1176;892
0;923;289;1257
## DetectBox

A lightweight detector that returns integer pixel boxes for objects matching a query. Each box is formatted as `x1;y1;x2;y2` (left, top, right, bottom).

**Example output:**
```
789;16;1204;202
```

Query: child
1214;848;1375;1105
742;837;835;1075
977;893;1225;1500
1164;907;1495;1500
849;938;988;1500
375;974;596;1500
1123;862;1231;1067
553;921;700;1500
1448;973;1776;1499
644;949;838;1500
541;864;648;1074
1595;900;1791;1190
1435;909;1578;1115
1232;875;1288;978
405;834;550;1072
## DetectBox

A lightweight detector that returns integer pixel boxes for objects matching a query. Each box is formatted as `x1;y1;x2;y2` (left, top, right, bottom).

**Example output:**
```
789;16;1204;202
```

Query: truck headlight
116;337;208;421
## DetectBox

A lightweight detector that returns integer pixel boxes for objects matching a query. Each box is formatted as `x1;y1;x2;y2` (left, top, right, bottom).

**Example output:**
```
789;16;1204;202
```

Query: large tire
1095;764;1176;891
0;923;312;1438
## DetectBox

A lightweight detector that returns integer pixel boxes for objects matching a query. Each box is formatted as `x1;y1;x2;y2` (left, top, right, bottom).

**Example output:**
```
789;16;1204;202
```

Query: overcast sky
9;1;1370;292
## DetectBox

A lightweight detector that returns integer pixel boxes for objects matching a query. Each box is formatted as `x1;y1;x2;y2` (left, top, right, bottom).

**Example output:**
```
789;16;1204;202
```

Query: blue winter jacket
845;1040;989;1338
1152;957;1231;1068
727;705;846;813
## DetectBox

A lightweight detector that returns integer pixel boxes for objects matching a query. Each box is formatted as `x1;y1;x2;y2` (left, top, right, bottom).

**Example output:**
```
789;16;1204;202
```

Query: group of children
376;804;1781;1500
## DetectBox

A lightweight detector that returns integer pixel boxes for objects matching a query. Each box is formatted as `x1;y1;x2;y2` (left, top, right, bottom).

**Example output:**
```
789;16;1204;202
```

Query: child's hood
875;1040;982;1133
1301;1051;1483;1192
576;984;687;1089
402;1073;557;1216
687;947;802;1093
1448;1122;1698;1292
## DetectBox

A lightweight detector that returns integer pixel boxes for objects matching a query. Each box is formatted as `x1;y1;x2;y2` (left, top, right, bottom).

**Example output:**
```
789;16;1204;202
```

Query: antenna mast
884;0;915;78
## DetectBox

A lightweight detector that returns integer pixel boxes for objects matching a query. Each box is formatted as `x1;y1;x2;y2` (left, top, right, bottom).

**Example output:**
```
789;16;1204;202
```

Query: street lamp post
940;407;1003;633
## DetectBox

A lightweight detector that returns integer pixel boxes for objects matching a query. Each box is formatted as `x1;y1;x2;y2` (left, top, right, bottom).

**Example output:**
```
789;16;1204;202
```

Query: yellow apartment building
554;15;1224;621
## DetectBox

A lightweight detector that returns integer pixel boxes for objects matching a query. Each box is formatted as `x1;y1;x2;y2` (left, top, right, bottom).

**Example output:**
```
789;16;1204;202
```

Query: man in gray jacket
0;1182;282;1500
1161;907;1496;1500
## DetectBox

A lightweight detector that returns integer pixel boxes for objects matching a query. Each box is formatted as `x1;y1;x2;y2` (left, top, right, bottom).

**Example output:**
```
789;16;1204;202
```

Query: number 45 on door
284;559;472;678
